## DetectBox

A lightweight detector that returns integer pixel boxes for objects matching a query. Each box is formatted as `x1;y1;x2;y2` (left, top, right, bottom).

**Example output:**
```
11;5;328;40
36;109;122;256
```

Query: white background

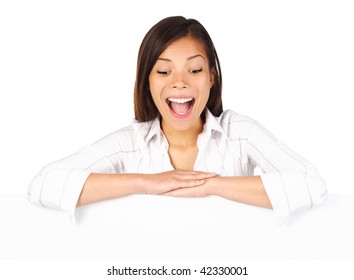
1;1;354;278
1;0;353;195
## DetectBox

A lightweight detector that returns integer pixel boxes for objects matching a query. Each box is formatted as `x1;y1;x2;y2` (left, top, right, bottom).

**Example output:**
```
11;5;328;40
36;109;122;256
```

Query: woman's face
149;36;214;132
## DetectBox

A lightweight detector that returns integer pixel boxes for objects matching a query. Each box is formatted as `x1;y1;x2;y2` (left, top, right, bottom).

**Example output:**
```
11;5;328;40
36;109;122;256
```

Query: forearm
77;173;146;207
205;176;272;209
77;170;216;207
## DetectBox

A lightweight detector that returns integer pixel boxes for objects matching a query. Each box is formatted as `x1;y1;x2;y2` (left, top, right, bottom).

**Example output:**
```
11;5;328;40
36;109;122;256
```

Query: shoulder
93;125;135;145
219;109;257;126
89;122;140;155
218;110;279;144
217;110;258;139
95;118;161;150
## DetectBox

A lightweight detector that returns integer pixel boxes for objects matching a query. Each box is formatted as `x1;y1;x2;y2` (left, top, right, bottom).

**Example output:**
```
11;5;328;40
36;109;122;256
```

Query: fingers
174;170;217;181
181;178;207;188
146;170;217;195
170;170;216;189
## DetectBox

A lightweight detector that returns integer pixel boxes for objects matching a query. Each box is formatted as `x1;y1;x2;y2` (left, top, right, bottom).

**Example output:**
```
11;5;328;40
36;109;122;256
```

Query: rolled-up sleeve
246;121;328;220
28;168;91;213
28;136;122;215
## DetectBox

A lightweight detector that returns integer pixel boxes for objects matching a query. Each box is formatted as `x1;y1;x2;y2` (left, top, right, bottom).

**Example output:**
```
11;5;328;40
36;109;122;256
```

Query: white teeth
168;97;193;103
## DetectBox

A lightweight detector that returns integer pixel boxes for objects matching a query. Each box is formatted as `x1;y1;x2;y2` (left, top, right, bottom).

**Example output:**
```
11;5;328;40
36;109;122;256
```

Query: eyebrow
157;54;205;62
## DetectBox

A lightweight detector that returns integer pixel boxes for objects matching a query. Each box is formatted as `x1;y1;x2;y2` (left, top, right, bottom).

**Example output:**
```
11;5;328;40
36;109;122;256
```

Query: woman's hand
142;170;217;195
161;173;219;197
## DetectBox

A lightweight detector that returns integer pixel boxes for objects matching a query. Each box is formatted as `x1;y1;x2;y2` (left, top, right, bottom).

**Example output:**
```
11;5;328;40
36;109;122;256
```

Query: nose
170;72;188;90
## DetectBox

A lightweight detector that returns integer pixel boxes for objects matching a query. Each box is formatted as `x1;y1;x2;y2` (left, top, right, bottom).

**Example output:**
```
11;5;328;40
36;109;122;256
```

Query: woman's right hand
141;170;217;195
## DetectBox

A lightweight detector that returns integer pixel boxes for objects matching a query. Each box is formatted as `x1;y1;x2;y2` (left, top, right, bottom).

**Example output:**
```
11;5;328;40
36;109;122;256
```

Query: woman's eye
190;68;203;74
157;70;169;75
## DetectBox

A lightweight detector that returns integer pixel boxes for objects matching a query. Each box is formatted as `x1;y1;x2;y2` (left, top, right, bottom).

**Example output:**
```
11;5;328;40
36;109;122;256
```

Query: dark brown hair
134;16;223;122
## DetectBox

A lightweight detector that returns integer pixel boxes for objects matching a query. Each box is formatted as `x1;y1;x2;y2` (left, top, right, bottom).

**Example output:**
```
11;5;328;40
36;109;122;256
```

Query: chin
163;112;202;132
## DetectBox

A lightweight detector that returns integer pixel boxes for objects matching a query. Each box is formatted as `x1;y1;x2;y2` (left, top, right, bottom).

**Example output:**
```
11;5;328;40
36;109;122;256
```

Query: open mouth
166;97;195;118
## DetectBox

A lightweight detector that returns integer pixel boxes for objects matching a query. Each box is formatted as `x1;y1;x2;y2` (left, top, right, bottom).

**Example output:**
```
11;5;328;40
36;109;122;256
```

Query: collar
203;109;225;136
197;109;226;151
131;117;163;148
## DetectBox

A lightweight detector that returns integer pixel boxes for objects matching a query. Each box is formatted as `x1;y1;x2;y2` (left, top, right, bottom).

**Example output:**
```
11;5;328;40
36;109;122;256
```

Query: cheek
148;79;159;99
149;80;167;110
197;79;212;106
149;77;164;94
198;77;213;95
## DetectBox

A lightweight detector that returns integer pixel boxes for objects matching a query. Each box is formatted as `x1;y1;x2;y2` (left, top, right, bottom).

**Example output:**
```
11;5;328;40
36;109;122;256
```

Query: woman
28;16;327;220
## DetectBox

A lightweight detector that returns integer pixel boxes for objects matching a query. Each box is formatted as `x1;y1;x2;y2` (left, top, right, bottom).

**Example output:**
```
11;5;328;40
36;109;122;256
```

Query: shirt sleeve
27;135;122;216
246;121;328;221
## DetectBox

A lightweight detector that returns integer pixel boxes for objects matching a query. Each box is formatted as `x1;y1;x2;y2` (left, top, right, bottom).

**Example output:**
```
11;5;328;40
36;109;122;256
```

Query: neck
161;118;203;147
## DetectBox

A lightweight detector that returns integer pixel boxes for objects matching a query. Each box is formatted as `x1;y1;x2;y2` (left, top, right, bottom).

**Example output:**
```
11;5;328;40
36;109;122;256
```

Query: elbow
311;183;328;209
307;172;328;209
27;173;45;207
316;190;328;208
28;167;90;212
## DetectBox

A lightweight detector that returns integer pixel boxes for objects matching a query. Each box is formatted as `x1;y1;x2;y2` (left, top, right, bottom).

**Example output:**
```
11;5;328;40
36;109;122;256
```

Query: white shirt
28;109;327;220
